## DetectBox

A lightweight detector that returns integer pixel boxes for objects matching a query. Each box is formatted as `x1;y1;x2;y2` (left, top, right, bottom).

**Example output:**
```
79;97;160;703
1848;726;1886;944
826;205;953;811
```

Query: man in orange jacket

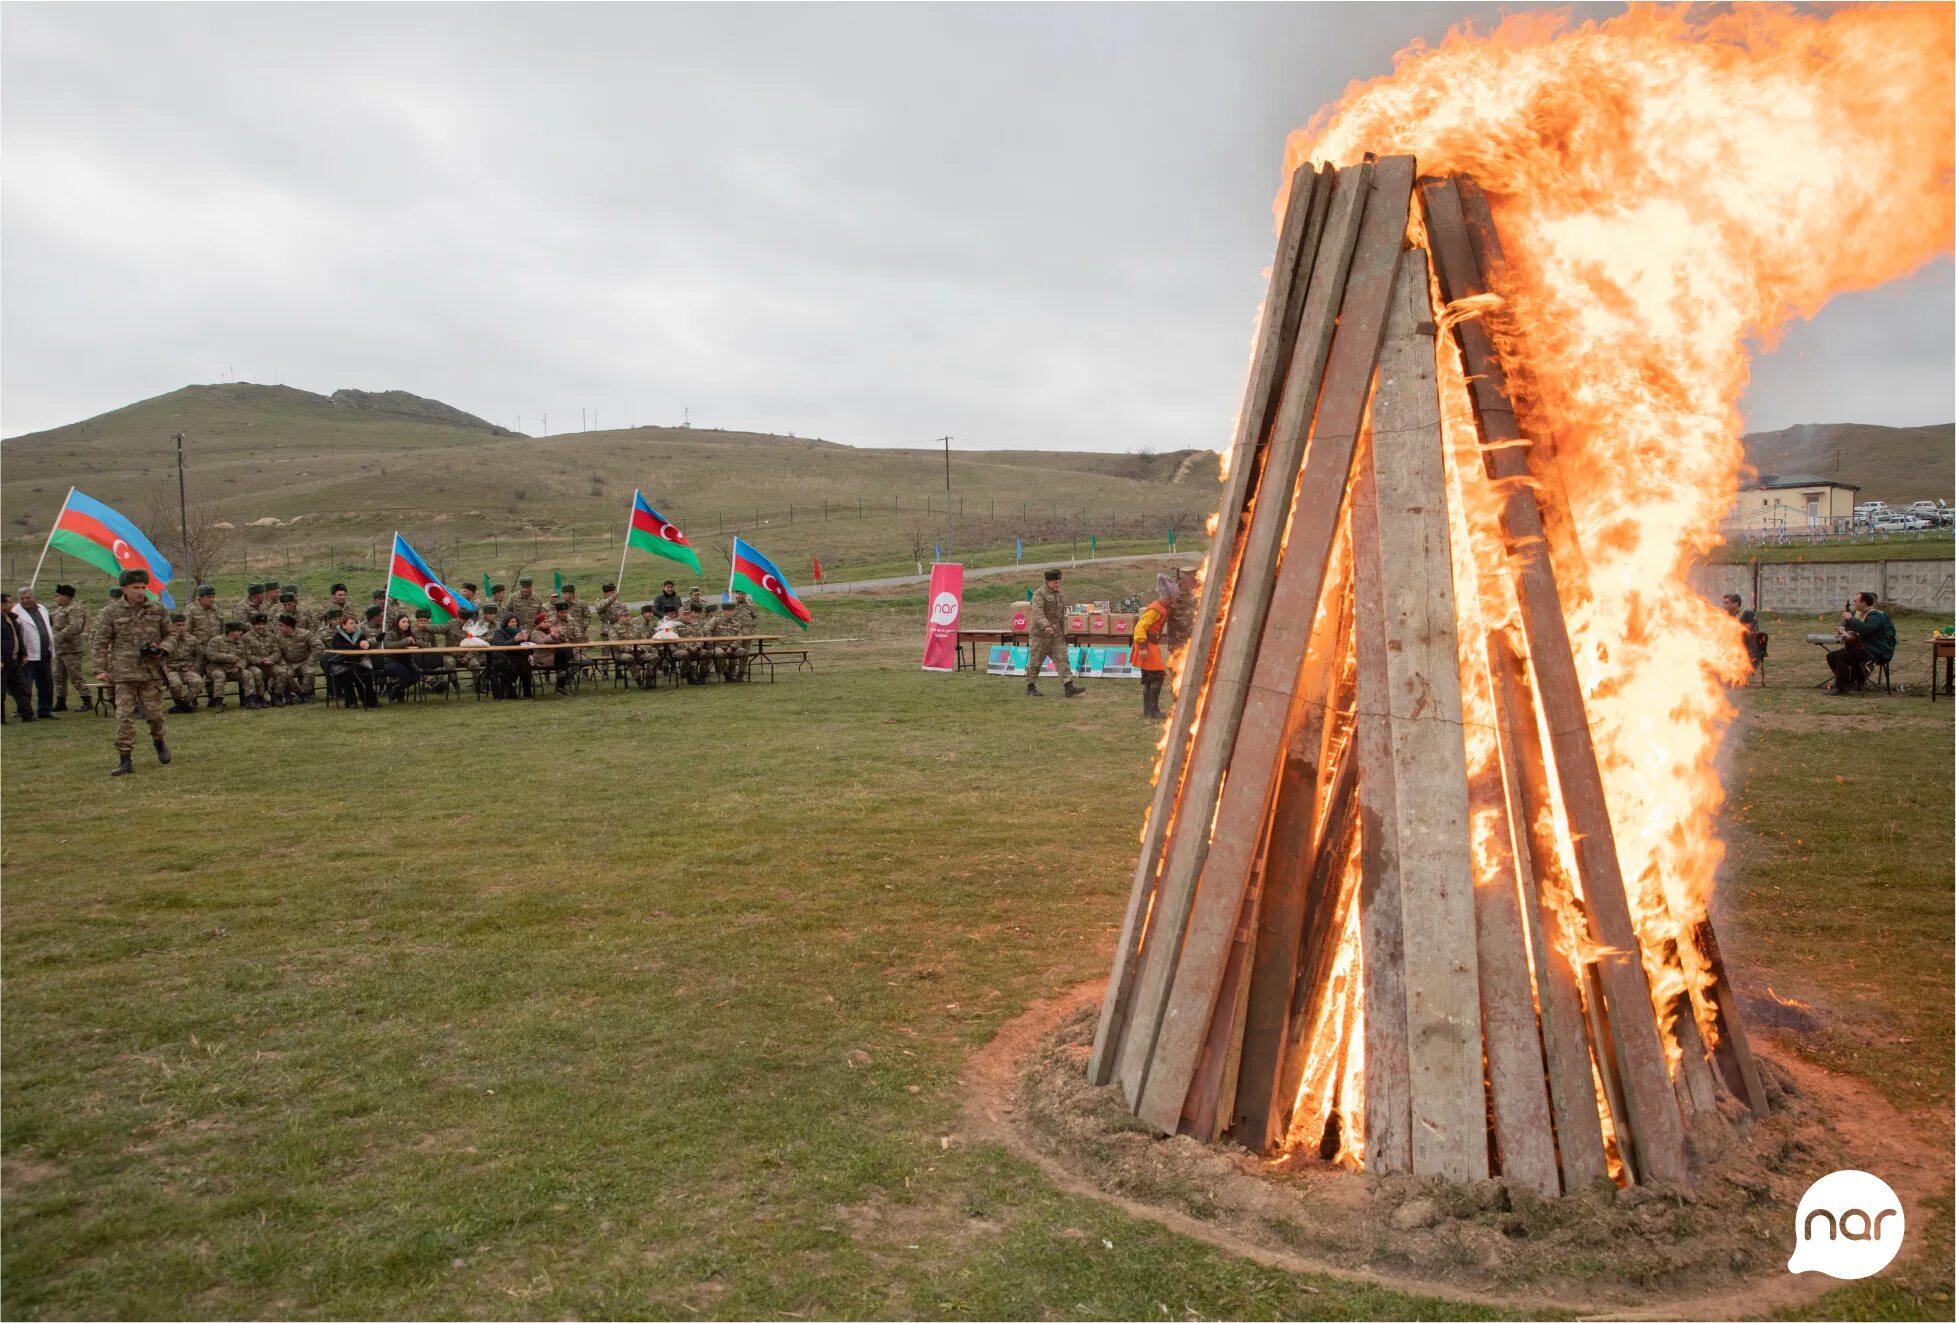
1132;586;1175;719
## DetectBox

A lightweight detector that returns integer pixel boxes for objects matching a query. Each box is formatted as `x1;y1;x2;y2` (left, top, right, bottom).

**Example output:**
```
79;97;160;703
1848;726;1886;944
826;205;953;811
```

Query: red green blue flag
730;536;811;630
387;533;467;623
626;490;702;575
46;487;175;607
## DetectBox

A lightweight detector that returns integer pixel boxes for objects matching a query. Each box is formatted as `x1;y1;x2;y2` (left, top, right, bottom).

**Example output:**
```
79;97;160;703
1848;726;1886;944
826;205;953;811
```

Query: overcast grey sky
3;1;1950;447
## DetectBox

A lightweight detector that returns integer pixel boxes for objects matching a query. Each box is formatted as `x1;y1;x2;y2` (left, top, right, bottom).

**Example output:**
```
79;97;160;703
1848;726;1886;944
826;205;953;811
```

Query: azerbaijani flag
730;536;812;630
47;488;176;607
626;490;702;575
387;533;467;623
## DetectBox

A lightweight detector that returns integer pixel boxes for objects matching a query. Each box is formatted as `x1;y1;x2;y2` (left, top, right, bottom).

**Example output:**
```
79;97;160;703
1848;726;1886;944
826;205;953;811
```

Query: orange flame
1286;3;1953;1004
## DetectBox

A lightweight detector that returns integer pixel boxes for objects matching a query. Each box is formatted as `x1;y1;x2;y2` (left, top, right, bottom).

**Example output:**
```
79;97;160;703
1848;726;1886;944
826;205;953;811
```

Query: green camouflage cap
119;568;150;587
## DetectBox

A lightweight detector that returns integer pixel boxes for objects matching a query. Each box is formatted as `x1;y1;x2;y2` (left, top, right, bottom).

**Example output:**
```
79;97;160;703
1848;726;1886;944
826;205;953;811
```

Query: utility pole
173;432;189;567
937;435;955;557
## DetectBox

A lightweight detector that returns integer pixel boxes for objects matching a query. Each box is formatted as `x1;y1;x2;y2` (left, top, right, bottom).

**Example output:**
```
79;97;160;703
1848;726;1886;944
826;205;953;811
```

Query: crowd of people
4;571;767;770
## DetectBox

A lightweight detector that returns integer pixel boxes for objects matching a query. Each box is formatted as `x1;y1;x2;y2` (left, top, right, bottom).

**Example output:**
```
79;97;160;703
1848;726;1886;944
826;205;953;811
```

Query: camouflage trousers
111;679;166;753
206;663;258;699
1025;633;1074;683
162;665;203;705
268;662;313;699
53;650;88;707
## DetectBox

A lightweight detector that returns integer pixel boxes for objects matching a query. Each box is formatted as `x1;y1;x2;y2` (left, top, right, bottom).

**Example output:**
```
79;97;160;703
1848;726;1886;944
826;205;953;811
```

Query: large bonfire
1091;2;1953;1186
1294;1;1955;996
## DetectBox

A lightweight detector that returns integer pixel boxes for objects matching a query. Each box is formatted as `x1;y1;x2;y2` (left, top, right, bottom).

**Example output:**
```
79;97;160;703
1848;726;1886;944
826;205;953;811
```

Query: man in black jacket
1;591;31;723
652;580;683;618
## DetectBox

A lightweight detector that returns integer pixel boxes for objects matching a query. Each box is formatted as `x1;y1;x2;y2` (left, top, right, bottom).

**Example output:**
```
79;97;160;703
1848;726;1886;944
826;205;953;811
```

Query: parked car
1872;513;1933;531
1905;500;1955;526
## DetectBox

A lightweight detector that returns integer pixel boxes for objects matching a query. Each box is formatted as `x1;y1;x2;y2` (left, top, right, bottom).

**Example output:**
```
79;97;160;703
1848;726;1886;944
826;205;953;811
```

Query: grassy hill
0;383;1221;593
1742;421;1953;503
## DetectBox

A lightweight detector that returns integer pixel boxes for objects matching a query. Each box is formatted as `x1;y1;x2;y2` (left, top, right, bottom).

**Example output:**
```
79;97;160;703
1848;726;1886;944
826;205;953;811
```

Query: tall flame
1285;3;1954;977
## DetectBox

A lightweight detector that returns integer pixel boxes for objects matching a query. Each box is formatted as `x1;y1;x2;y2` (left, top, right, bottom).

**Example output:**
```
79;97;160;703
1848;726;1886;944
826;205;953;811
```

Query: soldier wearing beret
92;569;173;775
49;583;89;713
187;583;224;646
162;612;205;714
596;582;627;640
243;612;281;707
274;614;317;704
506;577;546;629
201;620;255;710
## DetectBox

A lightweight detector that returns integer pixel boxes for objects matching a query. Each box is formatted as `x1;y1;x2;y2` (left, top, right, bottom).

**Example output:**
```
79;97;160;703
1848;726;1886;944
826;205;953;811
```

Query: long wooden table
954;629;1135;672
322;636;792;691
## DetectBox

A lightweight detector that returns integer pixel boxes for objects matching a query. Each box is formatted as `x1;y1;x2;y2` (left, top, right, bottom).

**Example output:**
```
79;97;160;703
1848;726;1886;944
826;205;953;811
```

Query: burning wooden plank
1088;162;1328;1087
1420;177;1691;1185
1109;162;1370;1106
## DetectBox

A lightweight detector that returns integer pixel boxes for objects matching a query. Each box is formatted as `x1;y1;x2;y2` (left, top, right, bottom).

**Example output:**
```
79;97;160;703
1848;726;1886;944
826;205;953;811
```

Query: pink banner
921;562;964;671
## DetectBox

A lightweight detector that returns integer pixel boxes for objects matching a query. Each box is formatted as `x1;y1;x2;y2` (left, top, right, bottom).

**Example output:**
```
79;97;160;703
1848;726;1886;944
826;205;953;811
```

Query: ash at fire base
1014;1007;1928;1314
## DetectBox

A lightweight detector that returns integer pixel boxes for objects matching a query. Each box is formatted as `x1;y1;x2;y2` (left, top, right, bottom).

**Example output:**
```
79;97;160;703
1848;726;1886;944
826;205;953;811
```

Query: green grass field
2;588;1950;1319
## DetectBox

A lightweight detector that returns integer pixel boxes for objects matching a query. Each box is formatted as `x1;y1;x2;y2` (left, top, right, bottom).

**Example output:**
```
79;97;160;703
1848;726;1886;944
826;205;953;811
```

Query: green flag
553;570;563;595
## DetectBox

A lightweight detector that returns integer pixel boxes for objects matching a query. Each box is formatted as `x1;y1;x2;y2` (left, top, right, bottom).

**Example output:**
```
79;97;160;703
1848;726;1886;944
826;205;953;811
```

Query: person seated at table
380;613;422;702
1828;591;1896;694
408;606;458;694
324;611;378;709
529;605;569;692
1721;593;1766;674
488;612;532;700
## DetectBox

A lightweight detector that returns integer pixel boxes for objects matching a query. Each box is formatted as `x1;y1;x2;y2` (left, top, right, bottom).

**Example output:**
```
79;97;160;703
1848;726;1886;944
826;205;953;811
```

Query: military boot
110;754;135;777
52;699;68;713
1026;681;1042;696
154;739;172;765
208;695;227;711
1063;681;1086;698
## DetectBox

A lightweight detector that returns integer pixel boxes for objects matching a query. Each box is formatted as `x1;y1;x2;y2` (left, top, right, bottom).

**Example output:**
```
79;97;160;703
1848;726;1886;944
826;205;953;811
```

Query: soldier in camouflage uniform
506;577;547;629
161;614;205;713
361;603;387;643
1026;568;1084;698
274;615;317;703
234;583;265;626
93;569;173;775
672;607;708;684
724;591;759;681
319;584;354;639
705;603;744;680
684;586;709;618
409;606;456;693
50;583;89;712
596;583;627;640
187;584;225;646
202;620;255;709
276;589;312;636
241;613;282;707
558;585;592;641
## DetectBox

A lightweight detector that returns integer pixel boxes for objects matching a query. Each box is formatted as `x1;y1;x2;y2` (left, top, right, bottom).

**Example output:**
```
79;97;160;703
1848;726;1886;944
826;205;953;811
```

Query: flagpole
726;538;736;601
379;532;394;635
616;493;635;600
28;487;73;591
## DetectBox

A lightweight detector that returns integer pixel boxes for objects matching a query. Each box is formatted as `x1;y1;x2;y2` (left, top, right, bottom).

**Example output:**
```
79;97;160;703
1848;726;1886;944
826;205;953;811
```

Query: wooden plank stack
1088;156;1769;1193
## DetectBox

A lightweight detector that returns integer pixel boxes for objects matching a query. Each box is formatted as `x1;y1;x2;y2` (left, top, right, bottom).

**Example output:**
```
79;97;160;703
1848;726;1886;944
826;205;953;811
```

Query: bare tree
143;487;234;589
906;515;935;564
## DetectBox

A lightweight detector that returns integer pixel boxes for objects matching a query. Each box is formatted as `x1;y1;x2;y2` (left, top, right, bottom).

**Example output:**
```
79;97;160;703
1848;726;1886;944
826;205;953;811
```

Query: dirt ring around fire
962;981;1947;1319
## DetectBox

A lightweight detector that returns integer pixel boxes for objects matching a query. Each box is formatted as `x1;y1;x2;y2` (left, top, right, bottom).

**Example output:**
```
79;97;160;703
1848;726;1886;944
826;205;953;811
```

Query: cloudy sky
3;2;1950;447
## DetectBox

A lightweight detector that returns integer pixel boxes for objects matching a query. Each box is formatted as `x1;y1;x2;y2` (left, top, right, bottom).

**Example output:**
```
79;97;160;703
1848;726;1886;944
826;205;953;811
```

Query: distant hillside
326;389;514;436
0;383;1221;585
1742;422;1953;504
